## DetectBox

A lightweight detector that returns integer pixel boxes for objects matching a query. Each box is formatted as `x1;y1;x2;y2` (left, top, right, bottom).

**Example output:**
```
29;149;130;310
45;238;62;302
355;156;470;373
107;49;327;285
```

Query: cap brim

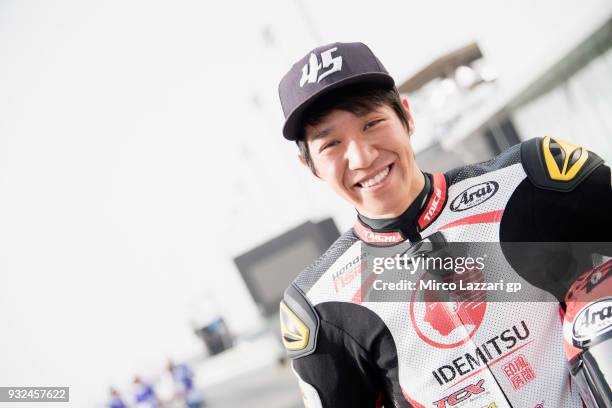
282;72;395;141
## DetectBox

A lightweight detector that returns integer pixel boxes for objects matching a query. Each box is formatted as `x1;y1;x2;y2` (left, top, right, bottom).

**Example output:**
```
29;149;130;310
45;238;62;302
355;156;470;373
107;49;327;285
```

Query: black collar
354;173;447;244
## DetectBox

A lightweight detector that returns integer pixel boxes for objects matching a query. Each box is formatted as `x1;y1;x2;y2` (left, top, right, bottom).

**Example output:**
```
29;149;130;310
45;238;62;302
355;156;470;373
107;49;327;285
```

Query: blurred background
1;0;611;406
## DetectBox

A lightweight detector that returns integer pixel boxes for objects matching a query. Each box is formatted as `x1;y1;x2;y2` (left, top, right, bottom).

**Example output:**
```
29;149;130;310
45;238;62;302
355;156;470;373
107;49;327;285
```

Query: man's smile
354;163;394;189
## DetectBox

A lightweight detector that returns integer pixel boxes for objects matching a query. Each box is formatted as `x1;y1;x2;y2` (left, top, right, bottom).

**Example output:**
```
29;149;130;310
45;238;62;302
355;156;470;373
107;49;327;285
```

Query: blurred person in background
167;360;206;408
107;387;128;408
132;375;161;408
276;42;611;407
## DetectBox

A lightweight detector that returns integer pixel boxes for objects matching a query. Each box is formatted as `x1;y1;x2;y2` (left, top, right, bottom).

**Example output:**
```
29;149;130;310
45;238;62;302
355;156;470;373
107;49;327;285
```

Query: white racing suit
280;137;612;407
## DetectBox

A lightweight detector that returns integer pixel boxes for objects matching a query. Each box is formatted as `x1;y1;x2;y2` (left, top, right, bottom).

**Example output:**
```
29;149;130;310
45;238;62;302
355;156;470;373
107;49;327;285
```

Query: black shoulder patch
521;136;604;192
279;284;319;359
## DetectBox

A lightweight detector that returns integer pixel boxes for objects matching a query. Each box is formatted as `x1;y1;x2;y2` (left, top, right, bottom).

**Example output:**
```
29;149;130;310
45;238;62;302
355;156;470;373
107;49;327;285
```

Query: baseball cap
278;42;395;141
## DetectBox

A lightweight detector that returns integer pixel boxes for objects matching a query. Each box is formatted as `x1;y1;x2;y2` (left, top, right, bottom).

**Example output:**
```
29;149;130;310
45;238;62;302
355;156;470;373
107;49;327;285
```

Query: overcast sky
1;0;610;406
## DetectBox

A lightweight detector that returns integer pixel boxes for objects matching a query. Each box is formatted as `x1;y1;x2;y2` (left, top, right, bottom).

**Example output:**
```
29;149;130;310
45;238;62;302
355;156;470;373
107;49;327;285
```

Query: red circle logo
409;269;487;349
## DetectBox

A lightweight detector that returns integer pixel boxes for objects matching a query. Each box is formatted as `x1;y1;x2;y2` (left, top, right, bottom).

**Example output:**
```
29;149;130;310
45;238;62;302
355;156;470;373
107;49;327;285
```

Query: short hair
295;84;409;175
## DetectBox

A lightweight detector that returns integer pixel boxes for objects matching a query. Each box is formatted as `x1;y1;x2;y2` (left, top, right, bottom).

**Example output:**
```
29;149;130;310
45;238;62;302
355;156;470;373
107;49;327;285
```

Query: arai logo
450;181;499;212
572;297;612;348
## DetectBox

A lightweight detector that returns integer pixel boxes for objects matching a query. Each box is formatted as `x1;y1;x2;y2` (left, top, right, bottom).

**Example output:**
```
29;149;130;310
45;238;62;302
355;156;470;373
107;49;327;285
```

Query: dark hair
296;84;409;175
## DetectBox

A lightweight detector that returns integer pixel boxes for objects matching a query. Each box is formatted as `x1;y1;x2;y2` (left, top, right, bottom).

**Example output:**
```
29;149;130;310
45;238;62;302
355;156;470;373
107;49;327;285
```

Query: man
277;42;611;407
132;376;160;408
166;359;206;408
107;387;127;408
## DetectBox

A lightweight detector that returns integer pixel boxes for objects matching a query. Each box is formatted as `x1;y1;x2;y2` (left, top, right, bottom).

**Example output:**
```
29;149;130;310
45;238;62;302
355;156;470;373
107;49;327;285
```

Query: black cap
278;42;395;141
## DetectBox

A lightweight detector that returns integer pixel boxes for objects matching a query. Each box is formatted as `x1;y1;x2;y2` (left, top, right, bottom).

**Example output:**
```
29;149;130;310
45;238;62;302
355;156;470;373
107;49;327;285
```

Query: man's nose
346;140;378;170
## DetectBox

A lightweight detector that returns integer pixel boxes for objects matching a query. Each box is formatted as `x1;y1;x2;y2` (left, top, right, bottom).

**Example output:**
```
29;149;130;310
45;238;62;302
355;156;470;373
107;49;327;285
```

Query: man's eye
364;119;384;131
321;140;340;151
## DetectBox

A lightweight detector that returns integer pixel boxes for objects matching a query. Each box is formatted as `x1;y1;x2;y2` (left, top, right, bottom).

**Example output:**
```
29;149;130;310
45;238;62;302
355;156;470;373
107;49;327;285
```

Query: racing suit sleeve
528;160;611;243
518;136;612;243
291;319;383;407
281;285;387;407
501;137;612;299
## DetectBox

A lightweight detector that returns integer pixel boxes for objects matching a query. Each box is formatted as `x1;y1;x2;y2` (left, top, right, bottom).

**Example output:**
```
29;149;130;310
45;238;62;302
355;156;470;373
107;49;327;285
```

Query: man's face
303;103;422;218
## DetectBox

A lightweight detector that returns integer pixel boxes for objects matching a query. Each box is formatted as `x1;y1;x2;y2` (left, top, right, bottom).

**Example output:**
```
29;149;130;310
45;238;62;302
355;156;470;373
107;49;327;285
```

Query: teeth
361;166;390;188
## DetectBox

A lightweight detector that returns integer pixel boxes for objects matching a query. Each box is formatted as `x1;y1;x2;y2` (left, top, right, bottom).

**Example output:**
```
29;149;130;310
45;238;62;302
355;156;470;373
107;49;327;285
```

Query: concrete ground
200;362;302;408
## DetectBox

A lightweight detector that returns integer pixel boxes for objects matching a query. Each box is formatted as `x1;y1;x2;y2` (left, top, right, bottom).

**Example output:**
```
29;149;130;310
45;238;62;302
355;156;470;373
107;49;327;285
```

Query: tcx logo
300;47;342;87
433;379;486;408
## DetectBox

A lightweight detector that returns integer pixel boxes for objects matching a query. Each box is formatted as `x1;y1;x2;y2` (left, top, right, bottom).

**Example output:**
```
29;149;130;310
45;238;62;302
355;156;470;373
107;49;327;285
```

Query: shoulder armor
279;284;319;359
521;136;604;192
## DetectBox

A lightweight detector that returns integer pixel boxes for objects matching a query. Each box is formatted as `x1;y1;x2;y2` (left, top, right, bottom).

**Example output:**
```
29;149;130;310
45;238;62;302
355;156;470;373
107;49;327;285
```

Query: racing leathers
280;136;612;408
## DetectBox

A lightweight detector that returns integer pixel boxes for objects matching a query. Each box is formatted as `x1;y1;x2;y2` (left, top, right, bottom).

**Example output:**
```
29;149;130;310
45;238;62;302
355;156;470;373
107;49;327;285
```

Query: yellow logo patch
542;136;588;181
280;301;309;351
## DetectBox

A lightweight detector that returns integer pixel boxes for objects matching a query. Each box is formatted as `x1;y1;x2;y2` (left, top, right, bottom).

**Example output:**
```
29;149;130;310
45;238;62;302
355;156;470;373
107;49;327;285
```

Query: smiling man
277;42;611;407
299;97;423;219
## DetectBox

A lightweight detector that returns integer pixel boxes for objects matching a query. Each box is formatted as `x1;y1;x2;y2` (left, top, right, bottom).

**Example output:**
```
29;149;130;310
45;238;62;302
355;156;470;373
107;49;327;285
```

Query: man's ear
402;98;415;136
